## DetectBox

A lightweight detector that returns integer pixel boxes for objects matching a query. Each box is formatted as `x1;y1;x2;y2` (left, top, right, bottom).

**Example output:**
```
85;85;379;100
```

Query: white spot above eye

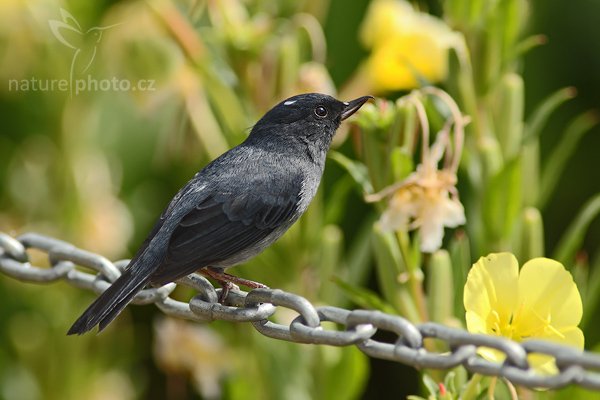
284;100;297;106
343;101;349;106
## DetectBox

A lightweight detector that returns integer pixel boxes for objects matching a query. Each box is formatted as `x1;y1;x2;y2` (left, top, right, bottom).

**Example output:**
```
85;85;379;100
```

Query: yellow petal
528;353;558;375
517;258;583;332
465;310;487;334
365;32;448;91
526;327;585;375
464;253;519;333
359;0;411;48
560;327;585;349
476;347;506;364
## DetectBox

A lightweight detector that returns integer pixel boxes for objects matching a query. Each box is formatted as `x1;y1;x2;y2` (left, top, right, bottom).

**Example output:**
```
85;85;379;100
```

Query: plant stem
487;376;497;399
397;231;428;322
462;374;483;400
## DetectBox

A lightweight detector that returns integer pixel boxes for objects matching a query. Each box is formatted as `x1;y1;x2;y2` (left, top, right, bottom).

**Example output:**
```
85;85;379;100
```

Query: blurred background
0;0;599;399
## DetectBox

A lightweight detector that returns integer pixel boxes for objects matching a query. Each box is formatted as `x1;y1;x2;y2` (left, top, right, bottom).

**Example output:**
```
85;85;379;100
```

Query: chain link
1;232;600;390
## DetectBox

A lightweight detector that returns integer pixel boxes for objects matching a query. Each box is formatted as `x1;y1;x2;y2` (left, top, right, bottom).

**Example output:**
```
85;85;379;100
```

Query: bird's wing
150;174;302;284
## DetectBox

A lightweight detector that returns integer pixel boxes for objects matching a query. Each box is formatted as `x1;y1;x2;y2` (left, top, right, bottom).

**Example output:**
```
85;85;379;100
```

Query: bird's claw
201;267;268;304
218;281;239;304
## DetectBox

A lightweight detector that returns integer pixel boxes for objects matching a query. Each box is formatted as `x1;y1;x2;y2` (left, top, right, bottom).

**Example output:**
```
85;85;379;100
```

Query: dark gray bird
68;93;372;335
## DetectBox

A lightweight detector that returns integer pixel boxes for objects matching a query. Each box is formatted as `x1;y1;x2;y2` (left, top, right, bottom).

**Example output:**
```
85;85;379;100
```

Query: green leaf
571;255;589;305
548;383;600;400
443;371;456;393
520;138;540;207
538;111;598;209
371;226;420;320
318;225;343;303
184;88;230;159
482;157;522;244
329;151;374;196
494;73;523;160
449;231;471;320
324;175;354;224
423;374;439;396
581;251;600;329
278;35;300;96
479;135;503;180
447;45;483;141
523;87;576;144
427;250;454;325
553;193;600;265
389;147;414;183
509;34;547;61
513;207;544;262
345;216;376;286
498;0;526;62
331;276;396;314
362;126;388;191
492;377;515;400
316;346;368;400
460;373;483;400
198;63;248;142
422;94;449;133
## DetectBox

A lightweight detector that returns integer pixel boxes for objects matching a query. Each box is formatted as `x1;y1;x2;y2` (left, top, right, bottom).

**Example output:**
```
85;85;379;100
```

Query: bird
68;93;373;335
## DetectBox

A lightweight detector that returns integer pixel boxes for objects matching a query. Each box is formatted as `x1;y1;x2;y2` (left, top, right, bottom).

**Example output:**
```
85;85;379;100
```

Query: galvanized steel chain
1;231;600;390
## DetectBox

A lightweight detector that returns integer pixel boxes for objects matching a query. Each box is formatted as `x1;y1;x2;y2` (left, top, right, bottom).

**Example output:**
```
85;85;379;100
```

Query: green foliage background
0;0;598;399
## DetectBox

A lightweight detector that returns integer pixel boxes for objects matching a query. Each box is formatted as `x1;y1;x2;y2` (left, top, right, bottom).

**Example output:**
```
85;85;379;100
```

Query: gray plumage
68;93;372;335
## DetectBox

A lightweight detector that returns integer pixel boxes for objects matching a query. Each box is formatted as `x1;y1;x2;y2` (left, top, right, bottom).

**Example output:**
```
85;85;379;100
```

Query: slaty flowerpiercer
68;93;372;335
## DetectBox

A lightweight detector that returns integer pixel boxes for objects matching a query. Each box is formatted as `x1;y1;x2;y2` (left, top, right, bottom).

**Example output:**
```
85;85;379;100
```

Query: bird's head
250;93;373;149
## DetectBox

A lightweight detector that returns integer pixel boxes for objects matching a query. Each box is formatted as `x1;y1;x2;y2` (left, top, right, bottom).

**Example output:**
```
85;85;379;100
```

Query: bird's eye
314;105;328;118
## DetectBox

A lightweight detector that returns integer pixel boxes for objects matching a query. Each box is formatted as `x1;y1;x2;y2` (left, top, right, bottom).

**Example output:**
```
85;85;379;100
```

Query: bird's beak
341;95;374;121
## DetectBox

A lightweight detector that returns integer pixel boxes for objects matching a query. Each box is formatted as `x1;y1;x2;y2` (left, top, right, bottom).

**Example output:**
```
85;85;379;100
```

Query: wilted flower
357;0;461;93
464;253;584;373
378;166;465;253
369;88;466;253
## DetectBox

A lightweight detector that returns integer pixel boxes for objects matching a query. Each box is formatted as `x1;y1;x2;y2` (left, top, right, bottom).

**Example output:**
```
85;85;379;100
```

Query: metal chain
1;232;599;391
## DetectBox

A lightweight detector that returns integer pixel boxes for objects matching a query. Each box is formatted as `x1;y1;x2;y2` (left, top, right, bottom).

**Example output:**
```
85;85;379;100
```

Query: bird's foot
201;267;268;304
218;281;239;304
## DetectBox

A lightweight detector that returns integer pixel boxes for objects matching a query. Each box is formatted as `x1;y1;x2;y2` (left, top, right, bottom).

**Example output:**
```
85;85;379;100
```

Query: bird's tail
67;251;159;335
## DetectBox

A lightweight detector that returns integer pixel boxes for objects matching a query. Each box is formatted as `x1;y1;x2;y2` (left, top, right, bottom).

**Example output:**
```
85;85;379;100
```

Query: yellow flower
359;0;460;92
464;253;584;373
